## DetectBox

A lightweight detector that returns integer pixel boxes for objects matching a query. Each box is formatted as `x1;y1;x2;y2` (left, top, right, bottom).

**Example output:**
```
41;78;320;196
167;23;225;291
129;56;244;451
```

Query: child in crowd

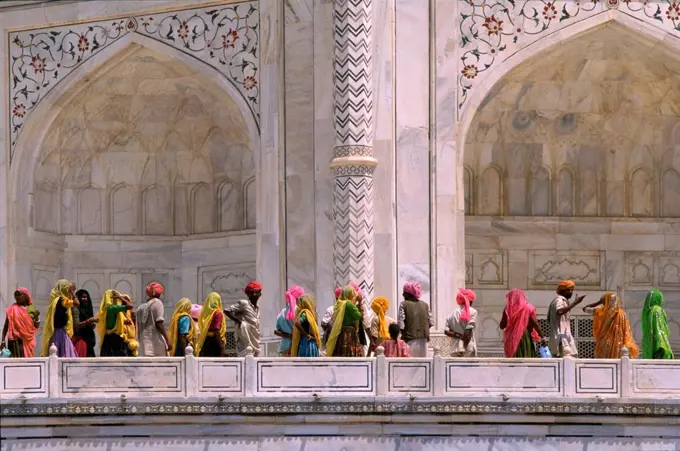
381;323;410;357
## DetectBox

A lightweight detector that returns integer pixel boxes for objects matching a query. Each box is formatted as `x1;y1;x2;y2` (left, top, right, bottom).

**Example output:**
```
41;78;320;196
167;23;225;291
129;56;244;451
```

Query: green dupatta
641;289;674;360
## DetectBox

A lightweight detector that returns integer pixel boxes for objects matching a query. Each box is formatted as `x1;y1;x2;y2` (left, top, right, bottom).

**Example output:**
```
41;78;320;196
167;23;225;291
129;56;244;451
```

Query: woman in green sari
641;289;674;360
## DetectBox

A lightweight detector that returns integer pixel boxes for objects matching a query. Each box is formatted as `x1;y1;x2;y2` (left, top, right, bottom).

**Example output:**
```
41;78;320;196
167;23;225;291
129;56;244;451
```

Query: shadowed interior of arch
31;43;256;236
463;22;680;218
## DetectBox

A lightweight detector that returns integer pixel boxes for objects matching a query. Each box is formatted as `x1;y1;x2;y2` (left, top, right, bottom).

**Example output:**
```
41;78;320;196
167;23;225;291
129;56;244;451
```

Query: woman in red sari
1;288;40;357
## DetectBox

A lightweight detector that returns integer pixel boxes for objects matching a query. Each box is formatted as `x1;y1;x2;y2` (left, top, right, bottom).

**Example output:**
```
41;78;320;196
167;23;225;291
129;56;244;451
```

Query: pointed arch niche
8;37;260;320
462;20;680;221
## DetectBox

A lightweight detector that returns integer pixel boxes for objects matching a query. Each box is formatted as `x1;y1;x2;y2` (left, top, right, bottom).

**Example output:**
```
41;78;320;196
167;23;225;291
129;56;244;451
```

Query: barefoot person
41;280;80;357
398;282;433;357
641;289;674;360
275;286;304;356
547;280;583;358
583;292;639;359
225;281;263;357
137;282;170;357
501;288;543;358
97;290;137;357
445;288;478;357
1;288;39;358
167;298;197;356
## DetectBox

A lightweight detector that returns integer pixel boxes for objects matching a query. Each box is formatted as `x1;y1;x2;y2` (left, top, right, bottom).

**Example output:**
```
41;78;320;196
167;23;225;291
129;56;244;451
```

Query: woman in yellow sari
167;298;197;356
196;292;226;357
96;290;138;357
41;280;80;357
584;292;639;359
326;286;365;357
290;295;321;357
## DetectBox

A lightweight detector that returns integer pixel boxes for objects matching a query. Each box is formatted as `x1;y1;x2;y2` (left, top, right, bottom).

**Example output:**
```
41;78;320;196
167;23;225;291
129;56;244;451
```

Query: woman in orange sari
1;288;40;357
583;292;639;359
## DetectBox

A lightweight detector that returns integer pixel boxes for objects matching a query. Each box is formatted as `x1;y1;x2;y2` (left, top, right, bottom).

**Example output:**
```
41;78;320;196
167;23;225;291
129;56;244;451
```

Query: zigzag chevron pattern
332;0;373;148
333;173;375;299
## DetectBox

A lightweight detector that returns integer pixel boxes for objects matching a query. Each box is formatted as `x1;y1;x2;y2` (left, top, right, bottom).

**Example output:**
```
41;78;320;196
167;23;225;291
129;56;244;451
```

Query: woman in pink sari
1;288;40;357
500;288;544;358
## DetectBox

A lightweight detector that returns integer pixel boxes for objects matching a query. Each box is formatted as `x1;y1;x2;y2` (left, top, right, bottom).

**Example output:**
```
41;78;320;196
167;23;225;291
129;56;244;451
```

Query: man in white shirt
137;282;170;357
444;288;478;357
547;280;584;357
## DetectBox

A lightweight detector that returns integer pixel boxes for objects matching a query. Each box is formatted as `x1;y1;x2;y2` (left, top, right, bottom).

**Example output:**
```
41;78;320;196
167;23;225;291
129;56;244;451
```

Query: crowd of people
1;277;675;361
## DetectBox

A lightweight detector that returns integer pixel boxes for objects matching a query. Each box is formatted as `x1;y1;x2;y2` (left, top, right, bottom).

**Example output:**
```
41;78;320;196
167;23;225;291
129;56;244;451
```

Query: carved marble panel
197;359;244;394
387;360;432;394
199;264;256;302
468;251;507;288
0;360;48;397
256;359;374;394
445;360;561;396
529;251;602;289
575;361;619;395
632;361;680;397
625;252;680;289
661;169;680;217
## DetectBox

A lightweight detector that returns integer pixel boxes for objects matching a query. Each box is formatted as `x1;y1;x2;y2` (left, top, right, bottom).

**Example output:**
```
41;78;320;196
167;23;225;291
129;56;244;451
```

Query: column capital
330;155;378;170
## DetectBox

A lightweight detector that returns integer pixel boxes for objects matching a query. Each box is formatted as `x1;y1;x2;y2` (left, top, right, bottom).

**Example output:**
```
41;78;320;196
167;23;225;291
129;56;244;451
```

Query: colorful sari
96;290;138;357
41;280;77;357
641;289;674;360
326;286;364;357
167;298;197;356
72;289;96;357
5;297;39;358
196;292;226;357
291;295;321;357
591;292;639;359
503;289;540;358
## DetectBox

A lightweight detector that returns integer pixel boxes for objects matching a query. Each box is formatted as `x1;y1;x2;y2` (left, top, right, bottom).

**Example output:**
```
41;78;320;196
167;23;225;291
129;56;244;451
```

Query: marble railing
1;346;678;400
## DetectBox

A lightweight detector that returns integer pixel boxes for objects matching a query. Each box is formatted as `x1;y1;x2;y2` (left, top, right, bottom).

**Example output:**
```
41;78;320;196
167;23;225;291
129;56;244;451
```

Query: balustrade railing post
244;346;256;397
375;346;387;396
184;345;197;398
563;356;575;397
433;347;444;396
620;347;631;398
48;344;59;398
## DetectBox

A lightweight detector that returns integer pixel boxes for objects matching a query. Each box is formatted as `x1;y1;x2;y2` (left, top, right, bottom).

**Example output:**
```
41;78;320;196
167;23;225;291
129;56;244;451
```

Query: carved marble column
330;0;376;299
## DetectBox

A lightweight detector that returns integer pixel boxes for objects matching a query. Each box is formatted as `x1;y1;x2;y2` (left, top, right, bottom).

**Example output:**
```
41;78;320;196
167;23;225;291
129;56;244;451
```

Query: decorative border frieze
457;1;680;117
2;399;679;417
8;1;259;163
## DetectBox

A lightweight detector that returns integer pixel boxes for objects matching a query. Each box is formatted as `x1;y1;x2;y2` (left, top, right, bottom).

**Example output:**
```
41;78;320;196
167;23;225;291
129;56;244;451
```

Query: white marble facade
0;0;679;356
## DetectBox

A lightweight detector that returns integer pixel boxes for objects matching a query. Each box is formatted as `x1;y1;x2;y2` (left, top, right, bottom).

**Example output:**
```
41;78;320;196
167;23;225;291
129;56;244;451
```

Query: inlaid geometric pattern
333;171;375;299
8;1;259;163
332;0;373;148
331;0;376;300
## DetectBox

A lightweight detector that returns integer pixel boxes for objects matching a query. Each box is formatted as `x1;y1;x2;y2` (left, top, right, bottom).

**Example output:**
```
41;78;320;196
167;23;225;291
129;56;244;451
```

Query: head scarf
325;286;357;357
6;290;39;357
96;290;139;356
556;280;575;293
335;287;343;300
196;292;226;356
285;285;305;321
503;288;540;357
167;298;197;356
591;292;639;359
75;289;94;322
348;281;364;299
146;282;164;299
190;304;202;320
641;289;674;359
290;294;321;356
403;281;422;300
15;287;33;305
371;297;390;340
41;279;76;356
245;281;263;294
456;288;476;322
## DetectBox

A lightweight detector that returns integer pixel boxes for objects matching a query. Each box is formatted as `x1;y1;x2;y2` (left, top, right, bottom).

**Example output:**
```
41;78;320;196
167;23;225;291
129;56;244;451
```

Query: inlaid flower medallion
457;0;680;118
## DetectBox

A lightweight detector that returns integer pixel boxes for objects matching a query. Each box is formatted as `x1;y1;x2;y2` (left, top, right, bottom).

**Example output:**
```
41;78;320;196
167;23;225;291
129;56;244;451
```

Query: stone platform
2;349;679;449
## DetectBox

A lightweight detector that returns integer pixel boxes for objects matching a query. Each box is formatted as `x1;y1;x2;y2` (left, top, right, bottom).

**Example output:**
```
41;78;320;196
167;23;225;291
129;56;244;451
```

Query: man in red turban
137;281;170;356
224;281;263;356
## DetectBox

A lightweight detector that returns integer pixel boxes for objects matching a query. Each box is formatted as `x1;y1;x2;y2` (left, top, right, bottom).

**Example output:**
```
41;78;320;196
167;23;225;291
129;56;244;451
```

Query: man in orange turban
547;280;584;357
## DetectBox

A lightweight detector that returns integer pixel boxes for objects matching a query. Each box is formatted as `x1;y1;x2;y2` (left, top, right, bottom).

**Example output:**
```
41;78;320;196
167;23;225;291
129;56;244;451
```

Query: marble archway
8;39;259;352
455;18;680;355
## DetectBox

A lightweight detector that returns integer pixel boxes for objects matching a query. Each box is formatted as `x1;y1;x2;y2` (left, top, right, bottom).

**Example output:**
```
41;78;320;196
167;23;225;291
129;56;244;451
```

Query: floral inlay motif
8;1;259;164
458;0;680;115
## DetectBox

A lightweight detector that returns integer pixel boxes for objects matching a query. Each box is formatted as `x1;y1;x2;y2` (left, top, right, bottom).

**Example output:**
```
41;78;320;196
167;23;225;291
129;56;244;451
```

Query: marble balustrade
1;346;678;401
